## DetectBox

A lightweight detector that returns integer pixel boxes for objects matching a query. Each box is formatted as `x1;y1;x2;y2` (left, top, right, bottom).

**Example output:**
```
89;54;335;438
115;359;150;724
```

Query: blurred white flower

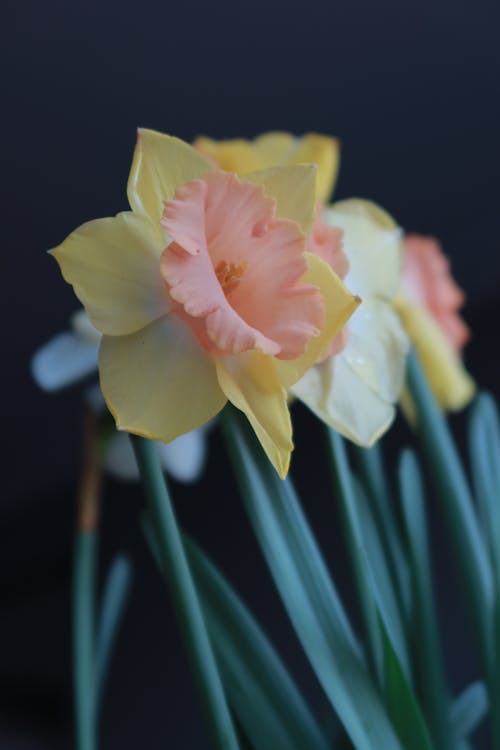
32;310;209;483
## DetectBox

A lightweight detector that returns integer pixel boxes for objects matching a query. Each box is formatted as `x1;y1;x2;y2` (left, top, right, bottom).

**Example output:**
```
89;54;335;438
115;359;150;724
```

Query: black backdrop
2;0;500;747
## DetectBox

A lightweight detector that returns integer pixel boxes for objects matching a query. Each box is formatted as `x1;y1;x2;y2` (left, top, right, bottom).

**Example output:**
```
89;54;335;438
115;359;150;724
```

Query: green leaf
142;515;334;750
222;408;404;750
352;477;408;682
326;430;433;750
406;352;493;664
382;625;434;750
327;430;410;681
468;394;500;570
451;682;488;739
96;555;133;707
185;536;332;750
398;450;455;749
132;436;240;750
469;395;500;748
354;444;410;621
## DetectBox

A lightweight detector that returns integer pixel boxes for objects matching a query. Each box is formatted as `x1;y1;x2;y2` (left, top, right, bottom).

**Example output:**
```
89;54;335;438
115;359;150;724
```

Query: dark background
2;0;500;747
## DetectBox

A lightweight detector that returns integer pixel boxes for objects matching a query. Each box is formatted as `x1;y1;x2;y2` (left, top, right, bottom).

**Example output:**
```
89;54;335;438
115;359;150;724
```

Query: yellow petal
344;299;409;404
50;211;169;335
128;128;213;226
275;252;360;388
292;353;396;447
252;132;296;164
243;165;317;236
195;132;340;202
215;351;293;478
193;136;264;174
396;301;475;411
324;199;403;300
284;133;340;202
195;132;295;174
99;316;227;440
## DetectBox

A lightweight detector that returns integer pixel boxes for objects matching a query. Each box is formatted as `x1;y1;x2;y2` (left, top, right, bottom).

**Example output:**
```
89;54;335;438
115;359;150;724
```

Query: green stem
73;409;101;750
73;531;98;750
131;436;240;750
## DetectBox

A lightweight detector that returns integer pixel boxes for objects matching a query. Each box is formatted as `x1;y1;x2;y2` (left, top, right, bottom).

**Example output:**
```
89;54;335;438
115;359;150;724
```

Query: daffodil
32;310;210;483
293;200;409;446
51;129;358;477
197;132;409;446
194;131;340;203
394;234;475;412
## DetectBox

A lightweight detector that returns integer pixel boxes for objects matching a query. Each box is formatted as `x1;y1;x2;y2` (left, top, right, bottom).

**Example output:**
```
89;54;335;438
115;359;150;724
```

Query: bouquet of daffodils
34;129;499;749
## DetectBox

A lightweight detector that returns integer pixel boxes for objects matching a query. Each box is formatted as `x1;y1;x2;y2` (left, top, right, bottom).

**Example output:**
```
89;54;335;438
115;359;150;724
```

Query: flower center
215;259;247;297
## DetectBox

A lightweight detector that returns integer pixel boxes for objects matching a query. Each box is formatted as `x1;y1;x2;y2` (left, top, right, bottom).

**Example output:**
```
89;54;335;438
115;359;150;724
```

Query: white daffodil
32;310;209;483
292;200;410;446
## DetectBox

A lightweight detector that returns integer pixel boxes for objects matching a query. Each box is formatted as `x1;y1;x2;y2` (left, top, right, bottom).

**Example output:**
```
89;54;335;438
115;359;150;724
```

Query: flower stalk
73;408;102;750
131;435;240;750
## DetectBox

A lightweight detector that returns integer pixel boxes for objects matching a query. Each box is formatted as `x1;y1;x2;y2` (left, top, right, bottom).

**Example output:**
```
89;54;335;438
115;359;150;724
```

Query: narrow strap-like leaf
468;394;500;747
185;536;332;750
398;449;455;750
468;394;500;572
132;436;240;750
327;436;384;687
406;351;493;664
95;555;133;707
328;430;410;682
355;443;410;621
222;408;404;750
352;477;408;681
451;682;489;740
327;430;433;750
142;515;336;750
382;625;435;750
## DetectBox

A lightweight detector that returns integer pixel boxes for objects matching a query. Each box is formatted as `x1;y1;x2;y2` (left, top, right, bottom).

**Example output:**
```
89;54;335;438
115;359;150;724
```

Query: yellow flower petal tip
128;127;213;224
396;303;475;412
216;352;293;478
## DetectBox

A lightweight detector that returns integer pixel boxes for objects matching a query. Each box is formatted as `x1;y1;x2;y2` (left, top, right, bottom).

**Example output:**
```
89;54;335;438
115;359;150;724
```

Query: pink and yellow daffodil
395;235;475;412
293;200;409;446
51;129;358;477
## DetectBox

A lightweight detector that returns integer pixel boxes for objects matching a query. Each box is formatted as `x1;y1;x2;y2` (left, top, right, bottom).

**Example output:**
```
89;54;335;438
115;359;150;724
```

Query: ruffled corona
160;172;324;360
51;128;358;476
